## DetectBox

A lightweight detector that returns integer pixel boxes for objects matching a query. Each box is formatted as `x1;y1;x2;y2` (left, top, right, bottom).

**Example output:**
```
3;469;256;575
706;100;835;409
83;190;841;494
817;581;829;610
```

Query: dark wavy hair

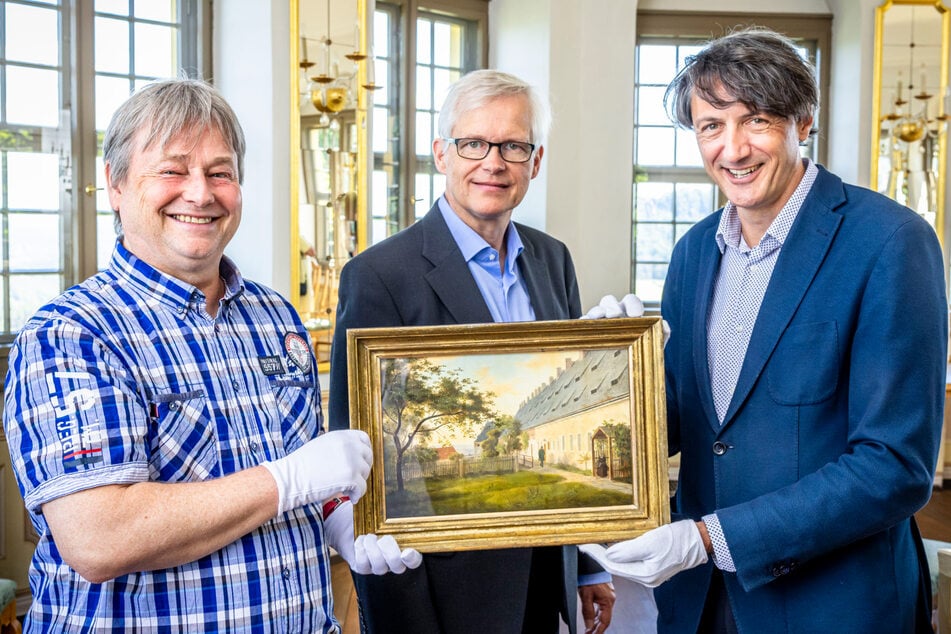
664;27;819;139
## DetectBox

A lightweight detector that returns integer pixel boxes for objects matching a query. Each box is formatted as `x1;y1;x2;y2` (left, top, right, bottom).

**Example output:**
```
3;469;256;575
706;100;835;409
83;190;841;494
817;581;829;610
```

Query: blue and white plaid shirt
4;241;338;633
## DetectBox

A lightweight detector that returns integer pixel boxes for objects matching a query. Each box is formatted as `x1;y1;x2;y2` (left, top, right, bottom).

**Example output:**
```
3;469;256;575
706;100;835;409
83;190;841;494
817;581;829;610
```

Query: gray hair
664;27;819;139
437;69;552;148
103;78;247;187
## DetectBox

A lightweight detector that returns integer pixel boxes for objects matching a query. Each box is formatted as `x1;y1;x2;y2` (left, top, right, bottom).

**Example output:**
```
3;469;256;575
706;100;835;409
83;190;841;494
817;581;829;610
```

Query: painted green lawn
386;470;631;518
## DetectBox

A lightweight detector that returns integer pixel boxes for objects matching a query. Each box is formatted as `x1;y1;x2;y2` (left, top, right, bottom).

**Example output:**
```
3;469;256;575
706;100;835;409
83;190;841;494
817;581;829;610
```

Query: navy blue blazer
328;204;590;634
658;165;948;632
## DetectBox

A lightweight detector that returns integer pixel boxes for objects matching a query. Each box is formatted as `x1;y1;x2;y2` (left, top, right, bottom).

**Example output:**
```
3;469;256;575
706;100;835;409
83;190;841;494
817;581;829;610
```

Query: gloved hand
581;294;645;319
581;294;671;346
578;520;708;588
262;430;372;515
322;499;359;564
322;499;423;575
353;534;423;575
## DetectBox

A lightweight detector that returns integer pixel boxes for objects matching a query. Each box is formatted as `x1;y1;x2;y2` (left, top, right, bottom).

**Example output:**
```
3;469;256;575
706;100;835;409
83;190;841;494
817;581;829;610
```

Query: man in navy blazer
329;69;615;633
585;28;947;632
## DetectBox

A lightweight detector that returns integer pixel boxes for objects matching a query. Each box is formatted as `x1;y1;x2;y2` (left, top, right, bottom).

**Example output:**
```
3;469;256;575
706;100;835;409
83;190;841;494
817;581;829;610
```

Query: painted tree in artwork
497;415;524;455
480;415;523;458
381;357;497;491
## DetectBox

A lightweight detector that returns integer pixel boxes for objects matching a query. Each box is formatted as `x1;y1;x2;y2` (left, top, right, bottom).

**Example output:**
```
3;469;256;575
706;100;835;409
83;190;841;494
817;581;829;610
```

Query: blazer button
770;561;793;577
712;441;728;455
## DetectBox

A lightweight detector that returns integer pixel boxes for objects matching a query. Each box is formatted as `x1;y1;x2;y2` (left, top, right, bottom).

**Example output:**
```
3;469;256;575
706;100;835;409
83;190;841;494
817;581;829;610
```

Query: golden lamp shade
895;120;926;143
311;86;348;113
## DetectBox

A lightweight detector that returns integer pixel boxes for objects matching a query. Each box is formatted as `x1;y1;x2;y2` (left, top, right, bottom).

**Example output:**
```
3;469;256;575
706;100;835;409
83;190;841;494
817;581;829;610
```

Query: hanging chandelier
879;5;949;218
299;0;378;121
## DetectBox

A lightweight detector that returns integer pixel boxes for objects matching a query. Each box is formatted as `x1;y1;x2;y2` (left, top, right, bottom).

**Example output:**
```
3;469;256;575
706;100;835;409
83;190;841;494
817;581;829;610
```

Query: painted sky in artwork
422;349;584;453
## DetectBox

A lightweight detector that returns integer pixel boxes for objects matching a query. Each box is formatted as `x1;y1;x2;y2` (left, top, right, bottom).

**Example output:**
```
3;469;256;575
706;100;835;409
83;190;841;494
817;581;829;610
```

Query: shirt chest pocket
147;389;220;481
263;377;319;453
767;321;839;405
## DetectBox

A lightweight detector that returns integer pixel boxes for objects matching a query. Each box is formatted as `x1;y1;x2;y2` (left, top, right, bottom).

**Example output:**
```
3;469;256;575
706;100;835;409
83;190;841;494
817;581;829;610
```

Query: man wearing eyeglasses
329;69;615;634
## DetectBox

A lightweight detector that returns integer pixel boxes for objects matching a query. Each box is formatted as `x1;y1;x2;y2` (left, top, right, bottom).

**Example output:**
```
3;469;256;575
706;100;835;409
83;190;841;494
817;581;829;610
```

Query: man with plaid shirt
3;78;418;632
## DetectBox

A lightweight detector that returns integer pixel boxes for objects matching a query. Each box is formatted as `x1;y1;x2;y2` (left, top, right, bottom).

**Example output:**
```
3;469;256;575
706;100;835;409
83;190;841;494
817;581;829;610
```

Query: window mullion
401;1;419;229
72;0;98;283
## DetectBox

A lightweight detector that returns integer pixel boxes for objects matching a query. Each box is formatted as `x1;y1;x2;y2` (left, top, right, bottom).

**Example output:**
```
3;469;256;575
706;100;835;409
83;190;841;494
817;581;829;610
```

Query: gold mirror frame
290;0;371;372
870;0;950;240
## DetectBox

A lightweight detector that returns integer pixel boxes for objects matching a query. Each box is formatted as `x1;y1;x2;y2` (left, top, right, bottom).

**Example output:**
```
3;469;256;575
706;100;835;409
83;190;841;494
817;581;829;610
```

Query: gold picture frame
346;317;670;553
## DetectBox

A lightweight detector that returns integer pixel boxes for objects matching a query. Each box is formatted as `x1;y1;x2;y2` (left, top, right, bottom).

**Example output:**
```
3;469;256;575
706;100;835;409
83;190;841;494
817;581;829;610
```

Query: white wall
213;0;291;296
824;0;879;187
488;0;552;232
490;0;637;306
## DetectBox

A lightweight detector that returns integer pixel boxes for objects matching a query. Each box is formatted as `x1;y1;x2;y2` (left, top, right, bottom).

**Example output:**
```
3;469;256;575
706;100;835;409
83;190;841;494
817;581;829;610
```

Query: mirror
871;0;950;236
291;0;371;370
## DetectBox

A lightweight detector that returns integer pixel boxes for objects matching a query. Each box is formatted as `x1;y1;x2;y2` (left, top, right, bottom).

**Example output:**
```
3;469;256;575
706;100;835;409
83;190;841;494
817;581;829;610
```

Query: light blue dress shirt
438;196;536;323
437;196;611;587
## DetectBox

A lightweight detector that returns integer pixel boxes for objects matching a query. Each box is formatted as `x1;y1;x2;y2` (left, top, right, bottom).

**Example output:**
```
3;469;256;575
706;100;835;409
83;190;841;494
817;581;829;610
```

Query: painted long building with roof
513;347;632;471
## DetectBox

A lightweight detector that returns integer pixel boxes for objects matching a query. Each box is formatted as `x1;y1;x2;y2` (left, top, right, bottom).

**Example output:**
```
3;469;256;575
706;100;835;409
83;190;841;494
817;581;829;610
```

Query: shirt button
249;440;258;452
170;401;180;411
232;380;241;391
734;324;744;333
282;568;291;579
712;441;728;456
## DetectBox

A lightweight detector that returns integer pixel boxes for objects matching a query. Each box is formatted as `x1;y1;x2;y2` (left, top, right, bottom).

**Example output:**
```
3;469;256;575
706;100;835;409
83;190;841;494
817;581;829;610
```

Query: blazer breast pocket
767;321;839;405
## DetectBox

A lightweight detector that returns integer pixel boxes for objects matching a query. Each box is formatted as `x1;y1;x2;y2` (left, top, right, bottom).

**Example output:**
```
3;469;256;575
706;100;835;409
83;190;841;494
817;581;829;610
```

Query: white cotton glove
353;533;423;575
660;319;671;345
323;499;422;575
578;520;708;588
323;499;359;564
581;294;671;346
581;294;645;320
262;430;372;515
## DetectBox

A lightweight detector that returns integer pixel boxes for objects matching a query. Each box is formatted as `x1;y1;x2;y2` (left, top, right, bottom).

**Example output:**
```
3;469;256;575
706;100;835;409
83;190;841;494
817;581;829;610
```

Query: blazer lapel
516;226;559;321
420;205;494;324
720;171;845;428
693;221;724;432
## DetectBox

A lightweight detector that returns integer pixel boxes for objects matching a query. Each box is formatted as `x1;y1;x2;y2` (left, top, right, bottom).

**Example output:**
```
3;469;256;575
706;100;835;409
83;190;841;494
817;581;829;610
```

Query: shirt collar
715;158;819;254
437;195;524;271
110;239;245;314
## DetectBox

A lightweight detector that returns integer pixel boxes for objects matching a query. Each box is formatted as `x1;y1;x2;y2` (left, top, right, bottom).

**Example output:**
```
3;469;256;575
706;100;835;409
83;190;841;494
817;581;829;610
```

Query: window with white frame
0;0;207;343
632;13;831;306
371;0;486;246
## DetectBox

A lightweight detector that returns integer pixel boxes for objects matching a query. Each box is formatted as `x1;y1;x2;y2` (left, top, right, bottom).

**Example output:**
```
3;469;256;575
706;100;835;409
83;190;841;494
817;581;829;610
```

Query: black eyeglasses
446;138;536;163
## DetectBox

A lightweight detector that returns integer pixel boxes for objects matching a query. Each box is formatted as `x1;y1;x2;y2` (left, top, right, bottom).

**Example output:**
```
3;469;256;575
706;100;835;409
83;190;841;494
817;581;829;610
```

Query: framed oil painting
346;317;670;552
